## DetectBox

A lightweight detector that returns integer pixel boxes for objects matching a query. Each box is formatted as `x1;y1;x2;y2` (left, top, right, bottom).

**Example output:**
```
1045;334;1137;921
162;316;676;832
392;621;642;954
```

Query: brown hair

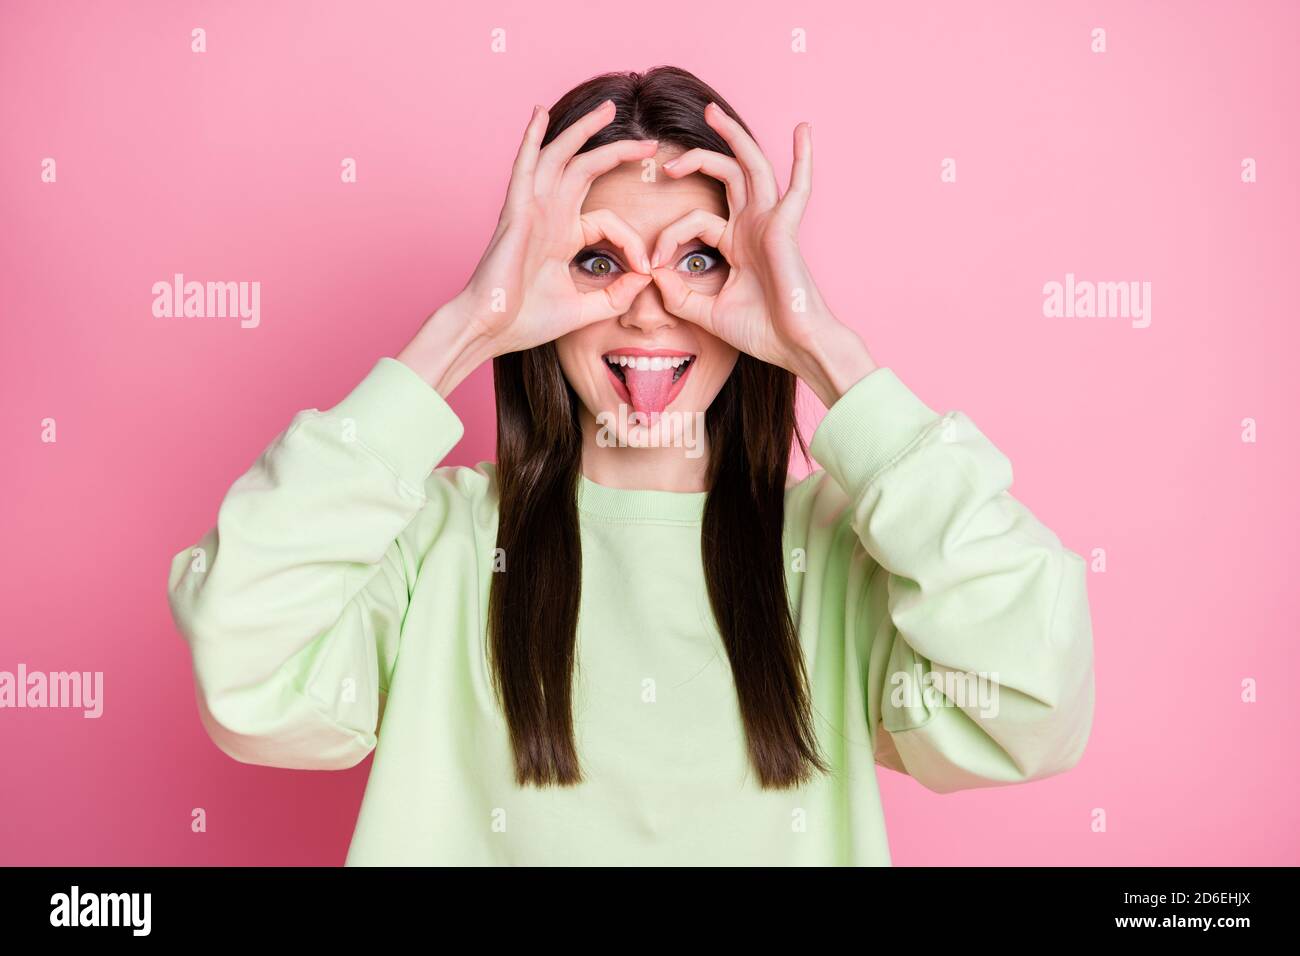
488;66;828;789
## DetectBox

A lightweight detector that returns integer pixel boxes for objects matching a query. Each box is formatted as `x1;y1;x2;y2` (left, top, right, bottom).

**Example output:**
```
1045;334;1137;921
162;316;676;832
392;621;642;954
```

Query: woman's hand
399;100;657;396
648;104;877;407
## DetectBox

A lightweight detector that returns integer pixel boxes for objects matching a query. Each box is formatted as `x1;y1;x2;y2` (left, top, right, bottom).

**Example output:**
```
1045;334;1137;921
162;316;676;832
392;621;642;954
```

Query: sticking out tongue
623;366;676;416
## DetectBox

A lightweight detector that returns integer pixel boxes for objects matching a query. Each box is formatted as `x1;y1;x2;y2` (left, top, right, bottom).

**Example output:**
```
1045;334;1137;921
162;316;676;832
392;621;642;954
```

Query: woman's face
555;146;738;435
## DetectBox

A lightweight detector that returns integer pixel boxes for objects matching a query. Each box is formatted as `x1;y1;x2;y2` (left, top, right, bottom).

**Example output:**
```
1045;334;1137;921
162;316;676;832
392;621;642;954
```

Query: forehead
580;151;727;237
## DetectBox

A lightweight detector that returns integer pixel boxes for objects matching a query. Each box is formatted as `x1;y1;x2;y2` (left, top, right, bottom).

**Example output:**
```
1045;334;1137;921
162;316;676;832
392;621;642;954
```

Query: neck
578;407;712;492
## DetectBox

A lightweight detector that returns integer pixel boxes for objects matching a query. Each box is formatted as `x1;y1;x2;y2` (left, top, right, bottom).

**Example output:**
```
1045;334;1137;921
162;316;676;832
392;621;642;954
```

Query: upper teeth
605;355;692;370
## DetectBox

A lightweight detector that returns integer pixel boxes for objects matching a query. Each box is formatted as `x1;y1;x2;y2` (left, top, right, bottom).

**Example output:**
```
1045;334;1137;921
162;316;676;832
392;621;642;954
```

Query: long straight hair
489;66;829;789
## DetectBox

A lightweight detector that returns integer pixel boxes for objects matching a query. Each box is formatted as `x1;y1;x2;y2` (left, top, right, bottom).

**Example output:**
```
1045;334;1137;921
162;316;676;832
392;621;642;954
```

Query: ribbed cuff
809;367;942;499
328;357;465;491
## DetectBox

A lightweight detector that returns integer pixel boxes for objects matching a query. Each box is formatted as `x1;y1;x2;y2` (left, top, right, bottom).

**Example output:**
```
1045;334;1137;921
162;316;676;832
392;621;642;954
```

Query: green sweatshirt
167;357;1094;866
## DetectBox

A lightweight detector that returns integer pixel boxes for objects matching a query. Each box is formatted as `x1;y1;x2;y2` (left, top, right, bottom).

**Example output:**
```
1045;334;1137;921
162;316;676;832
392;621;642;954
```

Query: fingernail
662;157;677;169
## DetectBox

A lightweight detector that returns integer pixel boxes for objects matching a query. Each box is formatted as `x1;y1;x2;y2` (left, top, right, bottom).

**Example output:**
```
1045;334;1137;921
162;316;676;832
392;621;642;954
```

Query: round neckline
576;473;707;524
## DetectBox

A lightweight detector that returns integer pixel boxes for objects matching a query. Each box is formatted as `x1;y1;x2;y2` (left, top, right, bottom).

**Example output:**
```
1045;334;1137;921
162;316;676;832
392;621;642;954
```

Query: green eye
678;251;718;274
577;253;620;276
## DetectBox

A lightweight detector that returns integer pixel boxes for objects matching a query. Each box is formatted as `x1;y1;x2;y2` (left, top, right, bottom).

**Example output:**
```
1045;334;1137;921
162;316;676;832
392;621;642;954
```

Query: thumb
577;271;653;325
651;268;716;332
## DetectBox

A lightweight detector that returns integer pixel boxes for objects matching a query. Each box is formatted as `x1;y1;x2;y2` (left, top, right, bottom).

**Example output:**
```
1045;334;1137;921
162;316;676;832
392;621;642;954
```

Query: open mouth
602;350;696;416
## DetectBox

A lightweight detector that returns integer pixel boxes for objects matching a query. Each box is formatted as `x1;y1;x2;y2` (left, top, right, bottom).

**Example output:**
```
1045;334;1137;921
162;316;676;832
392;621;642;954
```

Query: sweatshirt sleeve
807;367;1095;793
166;357;465;770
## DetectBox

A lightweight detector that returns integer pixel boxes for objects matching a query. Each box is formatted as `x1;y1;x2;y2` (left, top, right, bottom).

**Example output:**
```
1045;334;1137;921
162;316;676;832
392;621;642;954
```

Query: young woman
168;66;1095;866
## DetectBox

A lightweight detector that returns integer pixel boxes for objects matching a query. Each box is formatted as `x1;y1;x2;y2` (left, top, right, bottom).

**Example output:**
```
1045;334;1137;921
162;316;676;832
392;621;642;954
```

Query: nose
618;279;678;335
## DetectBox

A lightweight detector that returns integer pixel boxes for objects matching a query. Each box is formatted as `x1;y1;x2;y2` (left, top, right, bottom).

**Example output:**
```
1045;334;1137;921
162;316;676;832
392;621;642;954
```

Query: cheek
685;348;739;407
570;264;609;294
555;335;616;412
678;263;729;297
554;339;588;392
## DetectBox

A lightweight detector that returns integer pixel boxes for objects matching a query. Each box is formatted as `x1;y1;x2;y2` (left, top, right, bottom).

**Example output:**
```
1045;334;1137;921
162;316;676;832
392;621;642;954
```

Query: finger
778;121;812;224
702;101;779;209
660;148;748;215
503;104;549;213
577;271;653;325
579;208;651;273
648;208;727;269
559;138;660;204
650;267;716;332
535;98;616;194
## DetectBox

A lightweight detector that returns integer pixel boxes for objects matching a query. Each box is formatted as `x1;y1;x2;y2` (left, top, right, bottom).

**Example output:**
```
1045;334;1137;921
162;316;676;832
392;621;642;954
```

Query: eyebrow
667;242;724;260
572;246;631;266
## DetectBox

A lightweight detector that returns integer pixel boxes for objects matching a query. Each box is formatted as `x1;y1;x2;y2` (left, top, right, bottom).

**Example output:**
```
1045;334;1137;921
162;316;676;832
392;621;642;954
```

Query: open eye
676;248;722;275
575;250;624;277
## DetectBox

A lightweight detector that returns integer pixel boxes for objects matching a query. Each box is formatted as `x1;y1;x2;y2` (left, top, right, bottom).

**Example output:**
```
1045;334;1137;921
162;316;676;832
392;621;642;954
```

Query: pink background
2;0;1297;865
